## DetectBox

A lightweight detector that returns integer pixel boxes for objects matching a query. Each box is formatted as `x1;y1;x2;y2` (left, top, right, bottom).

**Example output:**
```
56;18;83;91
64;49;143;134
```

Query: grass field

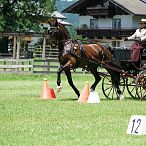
0;73;146;146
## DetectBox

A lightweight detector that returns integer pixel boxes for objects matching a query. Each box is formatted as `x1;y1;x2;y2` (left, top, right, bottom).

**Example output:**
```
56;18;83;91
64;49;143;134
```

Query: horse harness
62;40;106;67
50;27;105;65
73;41;105;64
65;40;101;55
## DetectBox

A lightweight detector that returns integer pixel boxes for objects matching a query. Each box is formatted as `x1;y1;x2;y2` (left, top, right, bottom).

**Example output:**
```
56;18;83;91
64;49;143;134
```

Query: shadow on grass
58;96;145;102
59;98;78;101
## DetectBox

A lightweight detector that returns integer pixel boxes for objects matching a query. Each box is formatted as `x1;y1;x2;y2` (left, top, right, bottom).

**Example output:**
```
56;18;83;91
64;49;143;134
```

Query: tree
68;26;89;44
0;0;55;53
0;0;55;31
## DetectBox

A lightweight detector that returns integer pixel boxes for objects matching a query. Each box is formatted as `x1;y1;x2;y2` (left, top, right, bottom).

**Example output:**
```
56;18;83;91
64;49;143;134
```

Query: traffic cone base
49;88;56;99
78;81;90;103
40;78;56;100
87;91;100;104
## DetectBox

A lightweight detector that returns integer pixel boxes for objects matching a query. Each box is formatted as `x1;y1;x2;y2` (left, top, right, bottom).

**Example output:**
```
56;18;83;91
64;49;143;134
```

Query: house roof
58;19;72;26
62;0;146;16
111;0;146;15
62;0;98;14
48;11;72;26
51;11;67;19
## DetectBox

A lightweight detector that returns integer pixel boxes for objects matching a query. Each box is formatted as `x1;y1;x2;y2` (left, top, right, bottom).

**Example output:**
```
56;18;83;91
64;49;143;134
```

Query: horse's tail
104;45;114;55
104;45;117;61
104;45;121;70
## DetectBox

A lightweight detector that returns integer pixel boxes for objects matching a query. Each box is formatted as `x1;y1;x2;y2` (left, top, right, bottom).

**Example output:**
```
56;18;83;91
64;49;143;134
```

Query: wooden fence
0;59;58;74
33;59;58;74
0;59;87;74
0;59;33;73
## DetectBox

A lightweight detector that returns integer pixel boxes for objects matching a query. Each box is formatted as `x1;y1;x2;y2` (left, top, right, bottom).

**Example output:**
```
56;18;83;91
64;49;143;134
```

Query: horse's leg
89;67;101;91
56;63;71;91
64;68;80;98
111;72;121;93
107;68;123;99
56;59;77;94
56;65;63;92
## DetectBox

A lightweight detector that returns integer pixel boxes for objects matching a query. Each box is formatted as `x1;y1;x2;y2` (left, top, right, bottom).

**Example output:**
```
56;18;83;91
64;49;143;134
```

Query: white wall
133;16;143;28
113;15;133;28
79;15;139;29
79;15;93;28
98;18;112;28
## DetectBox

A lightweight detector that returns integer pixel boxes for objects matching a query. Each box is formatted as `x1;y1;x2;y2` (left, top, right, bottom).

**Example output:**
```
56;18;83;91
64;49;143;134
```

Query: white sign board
127;115;146;135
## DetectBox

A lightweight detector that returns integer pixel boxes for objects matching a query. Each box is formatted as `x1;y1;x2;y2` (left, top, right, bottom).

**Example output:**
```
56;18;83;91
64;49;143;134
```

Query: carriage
48;18;146;100
102;47;146;100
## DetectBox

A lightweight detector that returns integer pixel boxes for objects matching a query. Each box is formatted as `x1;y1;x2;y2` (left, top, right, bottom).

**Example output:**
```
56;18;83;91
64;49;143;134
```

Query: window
90;19;98;29
112;19;121;29
112;41;120;49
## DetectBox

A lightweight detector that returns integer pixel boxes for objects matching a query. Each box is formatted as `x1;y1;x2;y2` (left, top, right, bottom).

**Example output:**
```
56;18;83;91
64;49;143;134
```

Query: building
62;0;146;49
52;11;72;26
30;11;71;46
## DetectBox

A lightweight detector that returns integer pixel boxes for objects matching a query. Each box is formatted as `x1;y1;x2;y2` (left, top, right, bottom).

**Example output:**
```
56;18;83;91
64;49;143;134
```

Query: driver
125;18;146;62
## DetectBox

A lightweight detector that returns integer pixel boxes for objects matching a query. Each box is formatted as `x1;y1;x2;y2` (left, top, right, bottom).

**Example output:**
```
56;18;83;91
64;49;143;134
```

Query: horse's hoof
77;94;80;98
90;88;94;92
119;94;124;100
57;86;62;92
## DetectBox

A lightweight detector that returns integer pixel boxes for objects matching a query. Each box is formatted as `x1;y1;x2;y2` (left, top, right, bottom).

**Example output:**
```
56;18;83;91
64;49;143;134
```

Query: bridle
49;26;68;47
49;27;61;46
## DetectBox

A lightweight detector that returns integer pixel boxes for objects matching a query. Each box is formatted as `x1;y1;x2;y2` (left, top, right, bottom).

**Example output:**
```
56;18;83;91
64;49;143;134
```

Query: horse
48;18;122;99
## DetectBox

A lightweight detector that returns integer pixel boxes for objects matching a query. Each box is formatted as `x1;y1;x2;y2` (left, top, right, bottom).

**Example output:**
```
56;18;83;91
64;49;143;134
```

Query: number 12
131;119;141;133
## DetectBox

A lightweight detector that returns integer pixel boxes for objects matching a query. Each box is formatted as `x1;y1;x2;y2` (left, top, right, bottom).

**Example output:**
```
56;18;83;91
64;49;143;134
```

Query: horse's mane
58;23;70;40
48;18;70;40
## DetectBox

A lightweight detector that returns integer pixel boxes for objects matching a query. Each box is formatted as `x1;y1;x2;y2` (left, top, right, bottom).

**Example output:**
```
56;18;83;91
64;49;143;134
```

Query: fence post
32;59;34;74
4;60;6;71
21;61;24;71
13;36;17;59
29;60;31;72
42;36;46;59
16;36;21;72
48;60;50;74
16;36;21;60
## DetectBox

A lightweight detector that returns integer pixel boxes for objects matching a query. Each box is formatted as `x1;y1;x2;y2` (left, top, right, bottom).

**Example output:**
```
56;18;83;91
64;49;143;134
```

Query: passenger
125;18;146;62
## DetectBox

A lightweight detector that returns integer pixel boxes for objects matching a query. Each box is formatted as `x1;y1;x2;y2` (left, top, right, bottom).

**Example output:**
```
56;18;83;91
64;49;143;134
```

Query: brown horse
48;18;122;99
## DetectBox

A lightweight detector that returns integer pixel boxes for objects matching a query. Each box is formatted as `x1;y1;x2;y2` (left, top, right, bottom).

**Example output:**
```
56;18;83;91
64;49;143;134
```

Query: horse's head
49;27;61;48
48;18;60;48
48;18;69;48
48;18;58;28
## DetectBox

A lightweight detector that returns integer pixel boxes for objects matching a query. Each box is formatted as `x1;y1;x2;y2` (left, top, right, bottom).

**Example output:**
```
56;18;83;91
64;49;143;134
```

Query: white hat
140;18;146;24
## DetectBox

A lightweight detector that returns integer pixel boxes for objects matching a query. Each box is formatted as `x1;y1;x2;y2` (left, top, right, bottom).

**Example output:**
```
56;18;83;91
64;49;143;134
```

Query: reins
78;52;137;78
68;41;137;77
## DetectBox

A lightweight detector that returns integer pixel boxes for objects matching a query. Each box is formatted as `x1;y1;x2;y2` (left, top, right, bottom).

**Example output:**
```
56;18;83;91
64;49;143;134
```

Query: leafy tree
67;26;89;44
0;0;55;53
0;0;55;31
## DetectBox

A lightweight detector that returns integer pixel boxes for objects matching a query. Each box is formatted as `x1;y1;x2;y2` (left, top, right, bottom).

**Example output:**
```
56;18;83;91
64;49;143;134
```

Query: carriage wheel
136;70;146;100
126;78;138;99
102;74;125;99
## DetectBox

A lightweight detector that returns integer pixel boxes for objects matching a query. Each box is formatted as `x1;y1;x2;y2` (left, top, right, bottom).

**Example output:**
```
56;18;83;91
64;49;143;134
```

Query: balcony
76;27;137;38
87;6;108;18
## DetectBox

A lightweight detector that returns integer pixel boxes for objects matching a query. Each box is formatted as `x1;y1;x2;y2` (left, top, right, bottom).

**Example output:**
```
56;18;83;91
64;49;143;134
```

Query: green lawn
0;73;146;146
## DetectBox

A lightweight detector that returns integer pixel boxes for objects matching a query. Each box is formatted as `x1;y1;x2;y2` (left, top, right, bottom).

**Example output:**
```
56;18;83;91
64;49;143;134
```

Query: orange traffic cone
78;81;90;103
49;88;56;99
40;78;56;100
